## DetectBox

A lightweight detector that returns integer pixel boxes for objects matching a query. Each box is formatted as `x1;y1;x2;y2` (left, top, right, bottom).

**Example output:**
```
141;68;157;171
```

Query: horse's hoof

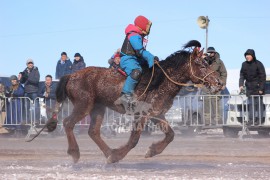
114;98;122;105
72;156;80;163
145;149;154;158
67;149;80;163
47;121;58;132
107;155;119;164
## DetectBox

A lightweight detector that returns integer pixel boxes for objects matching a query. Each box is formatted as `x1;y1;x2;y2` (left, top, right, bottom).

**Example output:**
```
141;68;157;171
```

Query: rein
156;55;214;87
138;54;215;99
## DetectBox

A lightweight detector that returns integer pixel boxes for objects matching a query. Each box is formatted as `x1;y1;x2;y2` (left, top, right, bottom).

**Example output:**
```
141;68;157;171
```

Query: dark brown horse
33;40;223;163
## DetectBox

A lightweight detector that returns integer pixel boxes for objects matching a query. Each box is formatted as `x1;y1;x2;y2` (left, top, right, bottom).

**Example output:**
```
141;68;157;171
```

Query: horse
29;40;223;164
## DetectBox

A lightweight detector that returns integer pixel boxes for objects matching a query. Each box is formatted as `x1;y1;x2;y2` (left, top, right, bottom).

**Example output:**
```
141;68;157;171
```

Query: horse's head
188;47;223;93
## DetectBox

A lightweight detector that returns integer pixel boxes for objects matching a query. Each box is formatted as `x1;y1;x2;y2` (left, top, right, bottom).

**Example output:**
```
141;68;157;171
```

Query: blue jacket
38;83;57;100
6;84;24;98
120;24;154;69
55;59;72;79
120;24;155;94
38;82;57;107
5;84;24;125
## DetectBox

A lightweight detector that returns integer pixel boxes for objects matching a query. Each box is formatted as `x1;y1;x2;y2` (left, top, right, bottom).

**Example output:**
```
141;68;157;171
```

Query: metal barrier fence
1;94;270;137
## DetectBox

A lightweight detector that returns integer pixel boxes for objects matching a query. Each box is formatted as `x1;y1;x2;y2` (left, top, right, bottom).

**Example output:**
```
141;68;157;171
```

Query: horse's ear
198;48;204;57
191;47;199;59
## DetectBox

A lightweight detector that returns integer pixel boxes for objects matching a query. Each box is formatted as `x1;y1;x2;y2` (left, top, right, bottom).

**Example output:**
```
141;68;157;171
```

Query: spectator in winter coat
72;53;86;73
39;75;57;119
201;47;227;125
239;49;266;125
6;75;25;128
20;58;40;121
20;59;40;95
55;52;72;79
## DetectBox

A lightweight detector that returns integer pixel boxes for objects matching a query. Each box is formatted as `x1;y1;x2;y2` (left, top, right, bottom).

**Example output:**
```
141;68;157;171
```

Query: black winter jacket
71;57;86;73
239;49;266;96
20;66;40;93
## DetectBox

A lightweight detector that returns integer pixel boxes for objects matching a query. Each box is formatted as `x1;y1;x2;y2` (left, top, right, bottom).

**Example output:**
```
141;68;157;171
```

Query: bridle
156;54;215;88
188;55;215;86
138;52;215;99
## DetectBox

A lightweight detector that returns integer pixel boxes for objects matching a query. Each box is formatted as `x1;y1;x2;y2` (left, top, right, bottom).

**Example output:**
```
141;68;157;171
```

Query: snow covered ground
1;132;270;179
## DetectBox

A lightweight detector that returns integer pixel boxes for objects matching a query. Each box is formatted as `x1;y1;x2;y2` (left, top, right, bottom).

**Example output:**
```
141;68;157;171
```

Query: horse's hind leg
145;115;174;158
107;116;147;163
64;105;89;163
88;104;112;158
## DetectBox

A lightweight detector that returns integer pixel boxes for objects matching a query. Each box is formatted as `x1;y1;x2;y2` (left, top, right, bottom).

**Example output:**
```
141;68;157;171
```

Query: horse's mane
141;40;201;90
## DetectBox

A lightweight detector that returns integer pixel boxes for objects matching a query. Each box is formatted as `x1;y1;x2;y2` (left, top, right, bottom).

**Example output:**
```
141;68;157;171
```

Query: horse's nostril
218;81;223;86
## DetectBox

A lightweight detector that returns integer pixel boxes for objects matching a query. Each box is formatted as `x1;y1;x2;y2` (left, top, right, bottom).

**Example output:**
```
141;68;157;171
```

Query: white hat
26;58;34;65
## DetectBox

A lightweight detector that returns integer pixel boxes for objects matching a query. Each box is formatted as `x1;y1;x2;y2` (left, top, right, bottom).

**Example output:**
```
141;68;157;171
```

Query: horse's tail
56;75;71;103
183;40;201;49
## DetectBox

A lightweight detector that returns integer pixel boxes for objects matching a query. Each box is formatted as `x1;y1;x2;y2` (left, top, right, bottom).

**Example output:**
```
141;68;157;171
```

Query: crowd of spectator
0;47;267;134
0;52;86;134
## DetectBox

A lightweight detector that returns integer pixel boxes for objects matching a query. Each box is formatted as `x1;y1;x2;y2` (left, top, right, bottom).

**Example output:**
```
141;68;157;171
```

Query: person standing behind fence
39;75;57;119
5;75;25;129
72;53;86;73
239;49;266;125
55;52;72;79
202;47;227;125
20;59;40;122
0;83;8;134
71;53;89;131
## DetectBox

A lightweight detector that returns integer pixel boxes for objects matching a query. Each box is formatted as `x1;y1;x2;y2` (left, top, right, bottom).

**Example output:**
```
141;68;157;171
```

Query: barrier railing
0;97;33;126
1;94;270;137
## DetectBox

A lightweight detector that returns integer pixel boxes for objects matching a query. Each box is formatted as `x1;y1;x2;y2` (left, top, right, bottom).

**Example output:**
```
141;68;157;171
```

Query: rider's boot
120;93;137;113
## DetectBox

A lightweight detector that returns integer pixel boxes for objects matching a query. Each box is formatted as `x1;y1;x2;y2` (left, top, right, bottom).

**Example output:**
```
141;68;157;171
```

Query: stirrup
120;93;137;114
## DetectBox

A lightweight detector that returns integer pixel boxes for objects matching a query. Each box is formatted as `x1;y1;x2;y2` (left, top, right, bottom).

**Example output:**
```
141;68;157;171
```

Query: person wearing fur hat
119;15;159;106
71;53;86;73
239;49;266;125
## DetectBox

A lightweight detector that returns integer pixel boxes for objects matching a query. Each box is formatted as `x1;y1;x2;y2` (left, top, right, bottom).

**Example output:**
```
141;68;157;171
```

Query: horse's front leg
145;115;174;158
63;106;88;163
107;116;147;163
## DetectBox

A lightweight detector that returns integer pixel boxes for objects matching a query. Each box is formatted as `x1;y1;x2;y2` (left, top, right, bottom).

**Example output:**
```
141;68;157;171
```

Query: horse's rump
65;67;126;105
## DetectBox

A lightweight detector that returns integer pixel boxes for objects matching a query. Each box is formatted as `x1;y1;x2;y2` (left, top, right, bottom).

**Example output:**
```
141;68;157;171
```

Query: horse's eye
201;65;206;69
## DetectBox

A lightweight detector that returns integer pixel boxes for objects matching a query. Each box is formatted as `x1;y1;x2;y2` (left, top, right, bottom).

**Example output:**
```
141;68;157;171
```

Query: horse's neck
157;63;189;95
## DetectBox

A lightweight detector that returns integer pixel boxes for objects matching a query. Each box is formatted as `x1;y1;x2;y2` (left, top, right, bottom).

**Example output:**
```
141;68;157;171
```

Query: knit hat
134;15;152;35
26;58;34;65
114;53;120;59
61;52;67;56
207;47;216;53
10;75;18;81
74;53;81;57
